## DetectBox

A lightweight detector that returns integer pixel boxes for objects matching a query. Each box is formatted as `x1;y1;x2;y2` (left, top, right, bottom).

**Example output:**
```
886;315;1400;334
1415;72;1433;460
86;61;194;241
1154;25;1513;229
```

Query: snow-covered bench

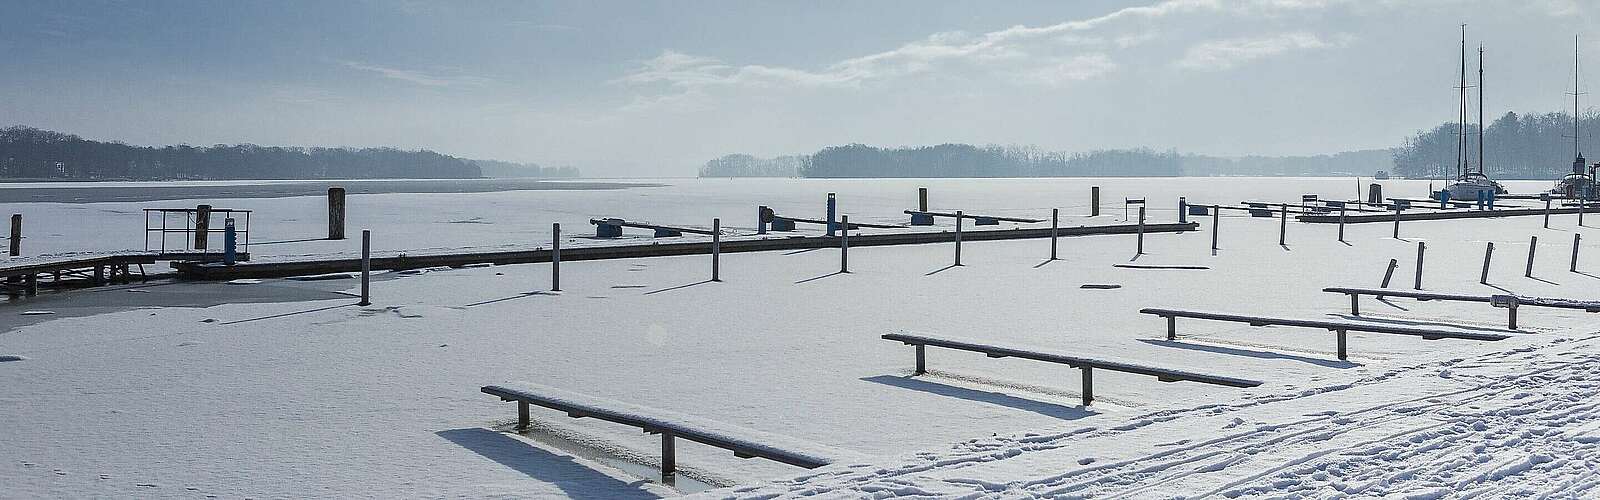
1138;308;1510;360
480;382;860;480
880;332;1261;406
1323;286;1600;330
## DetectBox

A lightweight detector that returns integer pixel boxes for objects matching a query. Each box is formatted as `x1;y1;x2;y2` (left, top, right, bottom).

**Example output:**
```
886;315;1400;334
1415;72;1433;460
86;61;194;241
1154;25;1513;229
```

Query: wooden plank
902;210;1043;223
1137;308;1509;341
1324;287;1600;312
588;218;719;236
880;333;1261;388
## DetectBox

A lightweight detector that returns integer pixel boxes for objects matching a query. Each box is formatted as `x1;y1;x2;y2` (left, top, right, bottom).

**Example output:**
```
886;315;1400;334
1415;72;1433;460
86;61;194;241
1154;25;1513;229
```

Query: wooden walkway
173;221;1197;280
1298;206;1591;224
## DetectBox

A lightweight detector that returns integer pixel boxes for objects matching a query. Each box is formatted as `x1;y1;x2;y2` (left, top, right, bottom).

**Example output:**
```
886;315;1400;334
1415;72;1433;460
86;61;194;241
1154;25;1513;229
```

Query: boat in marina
1437;26;1505;202
1553;35;1597;200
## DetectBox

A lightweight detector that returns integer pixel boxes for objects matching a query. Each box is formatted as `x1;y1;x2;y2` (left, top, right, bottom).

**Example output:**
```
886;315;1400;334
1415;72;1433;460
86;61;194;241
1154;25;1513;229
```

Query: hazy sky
2;0;1597;177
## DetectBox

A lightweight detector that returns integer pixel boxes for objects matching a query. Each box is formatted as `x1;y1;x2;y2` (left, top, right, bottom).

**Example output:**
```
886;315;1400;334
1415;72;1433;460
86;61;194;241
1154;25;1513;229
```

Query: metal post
1279;203;1287;246
1166;316;1176;340
1392;204;1401;239
1380;258;1398;290
1091;187;1100;217
8;213;19;256
359;230;371;306
1544;197;1552;228
954;210;963;266
1507;301;1519;330
551;223;561;291
1481;242;1494;284
825;193;837;237
516;401;529;431
1414;241;1425;289
1080;366;1094;406
328;187;346;240
711;218;721;281
1136;206;1145;255
1178;197;1188;224
1572;233;1582;272
1336;330;1348;360
1337;206;1346;242
1526;236;1538;277
1050;208;1059;260
914;345;926;374
1211;206;1219;251
840;215;849;273
223;218;237;266
1350;293;1360;316
918;187;928;212
661;432;675;480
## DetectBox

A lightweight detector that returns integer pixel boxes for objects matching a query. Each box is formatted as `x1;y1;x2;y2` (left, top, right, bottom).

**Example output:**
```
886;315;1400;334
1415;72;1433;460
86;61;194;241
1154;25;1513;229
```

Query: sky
1;0;1598;177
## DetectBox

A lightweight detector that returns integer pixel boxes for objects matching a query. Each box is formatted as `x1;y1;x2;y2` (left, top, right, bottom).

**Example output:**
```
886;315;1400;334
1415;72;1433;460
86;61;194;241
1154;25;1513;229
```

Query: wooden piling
8;213;19;257
194;204;212;250
1544;197;1552;229
1480;242;1494;284
1526;236;1538;277
661;432;676;480
1413;241;1425;290
954;210;963;266
1572;233;1582;272
1081;366;1094;407
551;223;561;291
1211;206;1219;251
1049;208;1059;260
1179;197;1188;224
1380;258;1398;290
1091;187;1100;217
1135;206;1146;255
840;215;849;273
328;187;346;240
1391;205;1401;239
359;229;371;306
711;218;721;281
1337;206;1346;242
1279;203;1287;246
918;187;928;212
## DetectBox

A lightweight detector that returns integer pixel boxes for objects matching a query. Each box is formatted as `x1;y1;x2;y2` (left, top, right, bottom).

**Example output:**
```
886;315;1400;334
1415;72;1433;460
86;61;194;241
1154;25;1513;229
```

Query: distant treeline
474;159;580;178
1393;111;1600;179
0;125;578;180
703;144;1394;178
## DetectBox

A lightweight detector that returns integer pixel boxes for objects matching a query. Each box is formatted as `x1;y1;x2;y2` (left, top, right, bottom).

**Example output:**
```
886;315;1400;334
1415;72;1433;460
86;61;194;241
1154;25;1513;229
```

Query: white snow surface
1;178;1598;498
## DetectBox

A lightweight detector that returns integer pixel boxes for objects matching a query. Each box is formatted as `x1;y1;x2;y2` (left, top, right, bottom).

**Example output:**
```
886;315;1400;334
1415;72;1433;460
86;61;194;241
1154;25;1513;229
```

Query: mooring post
1337;206;1346;242
1278;203;1287;246
1481;242;1494;284
359;229;371;306
516;401;529;431
1211;206;1219;251
194;204;212;250
757;205;768;235
1379;258;1398;294
1050;208;1059;260
840;215;850;273
1335;329;1348;360
551;223;561;291
8;213;19;256
1091;186;1100;217
1526;236;1538;277
1572;233;1582;273
1507;300;1519;330
1392;204;1402;239
1179;197;1188;224
825;193;837;237
328;187;346;240
914;345;926;374
1350;293;1360;316
1414;241;1425;290
223;218;237;266
918;187;928;212
1136;206;1146;255
954;210;964;266
1581;200;1587;227
711;218;721;281
1166;316;1176;340
1544;196;1552;228
661;432;676;480
1080;366;1094;406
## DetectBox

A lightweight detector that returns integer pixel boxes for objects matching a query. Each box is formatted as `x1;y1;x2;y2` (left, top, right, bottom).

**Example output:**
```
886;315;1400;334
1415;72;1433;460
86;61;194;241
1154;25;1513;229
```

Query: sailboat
1554;35;1597;200
1439;26;1505;201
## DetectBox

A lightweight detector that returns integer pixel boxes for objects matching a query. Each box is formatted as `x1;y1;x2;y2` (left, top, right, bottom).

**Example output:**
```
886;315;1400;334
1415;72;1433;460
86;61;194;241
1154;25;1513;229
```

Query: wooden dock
172;222;1197;280
1297;206;1591;224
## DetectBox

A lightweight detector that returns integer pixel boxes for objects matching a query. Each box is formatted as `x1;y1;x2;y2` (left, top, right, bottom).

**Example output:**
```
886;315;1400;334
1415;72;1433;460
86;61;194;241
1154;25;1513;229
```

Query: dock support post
1392;205;1401;239
1508;301;1519;330
1179;197;1188;224
194;204;212;250
840;215;849;273
1526;236;1538;277
328;187;346;240
826;193;837;237
1050;208;1059;260
1573;234;1582;272
1379;258;1398;293
1544;197;1552;228
1337;206;1346;242
1080;366;1093;406
918;187;928;212
1091;187;1100;217
1279;204;1287;246
914;345;926;374
8;213;19;256
551;223;561;291
757;206;768;235
223;218;237;266
516;401;529;431
1166;316;1176;340
1350;293;1360;316
1481;242;1494;284
1136;206;1146;255
954;210;963;266
1211;206;1219;251
711;218;721;282
24;274;35;296
1414;241;1425;290
1336;330;1348;360
359;230;371;306
661;432;676;480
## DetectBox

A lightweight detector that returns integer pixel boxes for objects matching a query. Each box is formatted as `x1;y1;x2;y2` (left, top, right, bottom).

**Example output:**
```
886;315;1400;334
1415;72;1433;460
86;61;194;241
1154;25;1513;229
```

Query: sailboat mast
1576;35;1582;161
1478;45;1485;175
1458;25;1468;180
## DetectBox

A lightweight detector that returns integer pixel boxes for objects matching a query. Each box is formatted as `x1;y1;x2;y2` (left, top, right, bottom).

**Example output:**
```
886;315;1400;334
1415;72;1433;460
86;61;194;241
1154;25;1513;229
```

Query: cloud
341;61;492;88
1174;32;1351;70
